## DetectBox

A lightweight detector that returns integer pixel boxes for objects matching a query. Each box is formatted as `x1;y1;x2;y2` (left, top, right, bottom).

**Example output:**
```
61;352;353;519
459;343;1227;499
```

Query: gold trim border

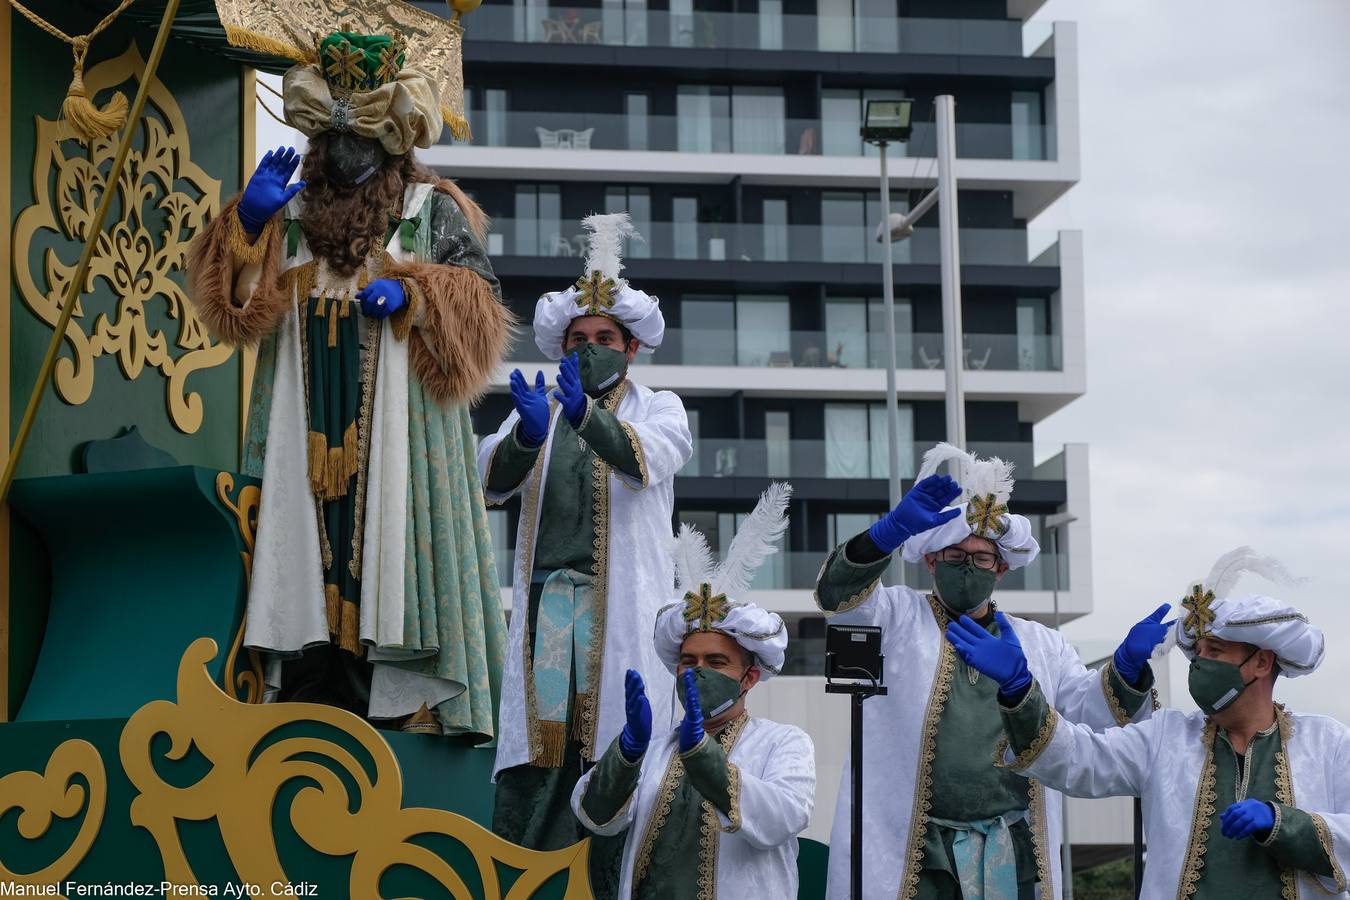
1;0;12;724
1176;720;1218;900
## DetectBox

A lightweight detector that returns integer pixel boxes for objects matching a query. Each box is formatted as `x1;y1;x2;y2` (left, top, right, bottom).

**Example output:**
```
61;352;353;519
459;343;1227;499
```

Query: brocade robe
815;536;1154;900
1000;684;1350;898
572;715;816;899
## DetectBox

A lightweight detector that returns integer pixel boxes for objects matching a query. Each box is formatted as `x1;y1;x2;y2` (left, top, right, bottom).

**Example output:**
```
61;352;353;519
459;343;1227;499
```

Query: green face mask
678;666;748;719
933;561;998;614
1188;651;1259;716
576;343;629;397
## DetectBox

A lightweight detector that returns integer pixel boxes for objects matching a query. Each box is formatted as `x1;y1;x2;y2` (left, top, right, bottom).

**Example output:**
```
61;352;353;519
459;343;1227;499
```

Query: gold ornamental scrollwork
12;41;231;434
216;472;265;705
120;638;593;898
0;738;108;895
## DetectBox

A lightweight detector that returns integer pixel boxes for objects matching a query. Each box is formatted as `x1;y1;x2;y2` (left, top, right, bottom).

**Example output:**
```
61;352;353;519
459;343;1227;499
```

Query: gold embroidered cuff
618;420;650;490
576;395;595;432
390;276;423;341
229;209;275;266
679;733;711;759
1312;814;1348;893
997;705;1059;772
722;762;743;833
1256;802;1283;847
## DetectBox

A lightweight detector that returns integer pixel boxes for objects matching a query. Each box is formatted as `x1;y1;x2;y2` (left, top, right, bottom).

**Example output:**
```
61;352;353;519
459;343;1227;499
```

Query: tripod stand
826;666;888;900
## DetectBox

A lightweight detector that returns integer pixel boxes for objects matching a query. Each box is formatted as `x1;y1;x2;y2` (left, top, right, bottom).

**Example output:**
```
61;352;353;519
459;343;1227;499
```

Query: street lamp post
1045;510;1078;899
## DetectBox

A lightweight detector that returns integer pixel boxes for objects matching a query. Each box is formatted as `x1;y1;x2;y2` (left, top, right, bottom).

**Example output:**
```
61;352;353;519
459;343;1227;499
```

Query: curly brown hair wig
298;132;439;277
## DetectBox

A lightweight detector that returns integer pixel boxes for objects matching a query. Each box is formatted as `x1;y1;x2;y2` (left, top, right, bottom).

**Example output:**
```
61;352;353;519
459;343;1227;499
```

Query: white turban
654;595;788;680
899;501;1040;570
897;443;1040;570
1177;594;1324;678
532;212;665;360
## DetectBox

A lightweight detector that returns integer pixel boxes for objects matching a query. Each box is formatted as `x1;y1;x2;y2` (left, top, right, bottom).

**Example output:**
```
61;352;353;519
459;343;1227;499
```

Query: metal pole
1133;797;1145;899
851;692;864;900
878;141;905;586
1051;525;1074;899
0;0;184;503
934;94;965;448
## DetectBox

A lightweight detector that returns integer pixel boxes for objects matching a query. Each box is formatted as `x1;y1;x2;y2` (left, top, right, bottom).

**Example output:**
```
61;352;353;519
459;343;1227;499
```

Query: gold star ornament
575;270;619;315
966;493;1010;539
1181;584;1217;639
683;584;730;633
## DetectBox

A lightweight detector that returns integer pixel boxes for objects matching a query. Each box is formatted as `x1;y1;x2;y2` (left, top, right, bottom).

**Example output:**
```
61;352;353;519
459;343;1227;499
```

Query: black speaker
825;624;883;682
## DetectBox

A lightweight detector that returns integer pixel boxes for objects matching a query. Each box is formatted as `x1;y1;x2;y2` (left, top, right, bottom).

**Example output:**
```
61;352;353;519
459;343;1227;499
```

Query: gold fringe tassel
228;212;274;266
307;421;360;501
286;262;317;304
61;47;128;142
222;25;312;64
323;584;363;656
443;106;472;142
535;721;568;768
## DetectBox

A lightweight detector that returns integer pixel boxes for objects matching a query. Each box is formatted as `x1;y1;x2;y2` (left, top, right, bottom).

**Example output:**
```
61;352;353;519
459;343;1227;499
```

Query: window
514;0;545;42
821;191;908;264
824;401;914;478
605;187;651;259
822;90;863;157
673;196;700;259
488;509;512;587
684;408;702;475
763;198;789;261
1016;297;1057;370
670;0;694;47
765;410;791;478
1011;90;1044;161
735;295;790;366
825;297;913;369
731;87;785;155
682;296;735;365
816;0;896;52
818;0;853;51
677;86;731;153
827;512;877;547
758;0;783;50
603;0;648;46
513;184;560;256
625;92;650;151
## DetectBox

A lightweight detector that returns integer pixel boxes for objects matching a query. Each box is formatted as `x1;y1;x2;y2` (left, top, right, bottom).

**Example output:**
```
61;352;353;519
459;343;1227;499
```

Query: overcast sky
1031;0;1350;718
255;1;1350;718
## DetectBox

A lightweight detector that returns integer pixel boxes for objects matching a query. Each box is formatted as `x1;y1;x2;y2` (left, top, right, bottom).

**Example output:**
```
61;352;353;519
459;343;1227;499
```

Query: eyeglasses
938;547;1000;570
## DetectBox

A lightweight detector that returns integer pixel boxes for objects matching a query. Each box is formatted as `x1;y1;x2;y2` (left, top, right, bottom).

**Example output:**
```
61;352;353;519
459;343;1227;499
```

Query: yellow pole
0;0;183;505
1;0;13;722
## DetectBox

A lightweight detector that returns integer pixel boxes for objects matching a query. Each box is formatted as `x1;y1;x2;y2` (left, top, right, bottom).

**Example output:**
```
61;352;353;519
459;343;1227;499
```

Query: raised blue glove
1113;603;1174;685
551;352;587;429
239;146;305;234
510;369;551;447
678;669;704;753
867;474;963;555
356;278;405;320
1220;799;1276;840
945;612;1032;698
619;669;652;763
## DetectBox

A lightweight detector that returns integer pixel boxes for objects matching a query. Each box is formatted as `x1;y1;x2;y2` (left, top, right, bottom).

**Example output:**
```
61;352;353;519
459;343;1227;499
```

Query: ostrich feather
581;212;638;282
916;443;973;484
714;482;793;599
1201;546;1302;599
964;456;1016;505
672;522;716;596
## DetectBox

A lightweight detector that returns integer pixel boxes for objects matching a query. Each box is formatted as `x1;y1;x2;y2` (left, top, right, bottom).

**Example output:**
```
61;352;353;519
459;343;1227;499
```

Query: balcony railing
456;4;1052;57
455;110;1051;161
676;439;1050;481
509;329;1062;372
489;221;1060;267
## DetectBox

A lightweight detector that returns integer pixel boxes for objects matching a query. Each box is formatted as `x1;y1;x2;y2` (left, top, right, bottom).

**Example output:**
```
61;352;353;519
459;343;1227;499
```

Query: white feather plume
671;523;716;597
916;443;973;484
1200;546;1303;599
713;482;793;600
581;212;638;282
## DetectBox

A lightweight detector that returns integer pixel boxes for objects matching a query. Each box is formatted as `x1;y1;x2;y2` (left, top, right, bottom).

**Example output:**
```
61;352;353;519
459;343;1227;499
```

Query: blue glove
510;369;551;447
868;474;963;555
356;278;405;320
1113;603;1174;685
239;146;305;234
619;669;652;763
678;669;705;753
1220;799;1276;840
551;352;588;430
945;612;1032;698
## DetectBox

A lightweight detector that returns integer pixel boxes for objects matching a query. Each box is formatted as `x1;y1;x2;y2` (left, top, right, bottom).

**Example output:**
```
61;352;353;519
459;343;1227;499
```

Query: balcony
509;329;1062;373
456;111;1052;161
454;4;1053;58
489;220;1060;267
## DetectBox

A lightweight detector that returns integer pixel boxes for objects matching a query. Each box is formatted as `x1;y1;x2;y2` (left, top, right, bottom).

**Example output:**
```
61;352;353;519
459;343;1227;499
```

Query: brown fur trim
434;178;489;245
186;196;290;346
384;259;516;406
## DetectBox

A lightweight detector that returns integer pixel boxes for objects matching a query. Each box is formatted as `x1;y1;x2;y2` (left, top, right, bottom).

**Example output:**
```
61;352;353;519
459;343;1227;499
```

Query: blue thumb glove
239;146;305;234
619;669;652;763
551;352;588;429
945;612;1032;698
868;474;963;555
678;669;705;753
1219;799;1276;841
356;278;406;320
509;369;551;447
1113;603;1174;685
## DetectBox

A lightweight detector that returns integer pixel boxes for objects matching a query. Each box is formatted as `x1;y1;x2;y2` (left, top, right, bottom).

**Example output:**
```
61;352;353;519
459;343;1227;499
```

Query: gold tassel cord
10;0;141;142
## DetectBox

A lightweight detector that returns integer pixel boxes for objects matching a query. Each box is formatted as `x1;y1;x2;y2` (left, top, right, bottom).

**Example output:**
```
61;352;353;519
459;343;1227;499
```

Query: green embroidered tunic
581;723;744;900
817;533;1151;896
1000;687;1335;896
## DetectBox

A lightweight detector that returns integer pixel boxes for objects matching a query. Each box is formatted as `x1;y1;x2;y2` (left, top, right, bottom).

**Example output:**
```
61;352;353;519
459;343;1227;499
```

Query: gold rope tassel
307;422;360;500
536;721;567;768
10;0;140;143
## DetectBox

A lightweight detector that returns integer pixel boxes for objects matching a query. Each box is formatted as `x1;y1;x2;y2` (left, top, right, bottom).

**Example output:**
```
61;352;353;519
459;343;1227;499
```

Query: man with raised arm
814;444;1169;899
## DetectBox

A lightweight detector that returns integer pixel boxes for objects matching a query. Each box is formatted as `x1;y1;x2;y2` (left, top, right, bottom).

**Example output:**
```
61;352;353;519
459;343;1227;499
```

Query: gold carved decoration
12;42;231;435
216;472;265;705
119;638;593;897
0;738;107;896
